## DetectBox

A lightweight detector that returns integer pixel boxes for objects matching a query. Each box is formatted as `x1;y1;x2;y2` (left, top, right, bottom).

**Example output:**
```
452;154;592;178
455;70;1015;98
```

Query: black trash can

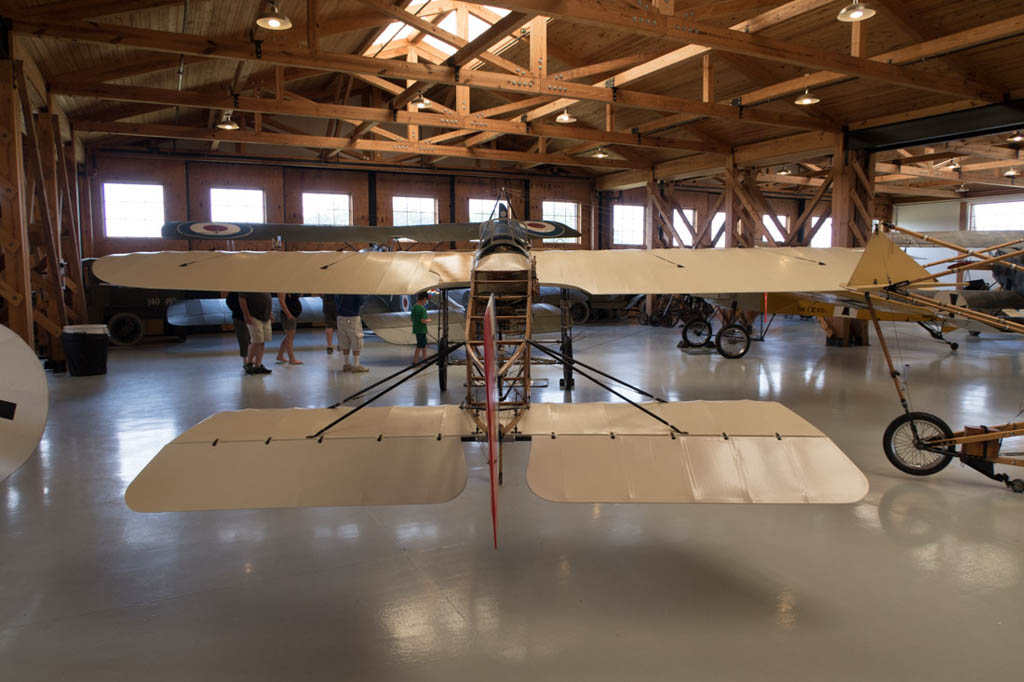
62;325;110;376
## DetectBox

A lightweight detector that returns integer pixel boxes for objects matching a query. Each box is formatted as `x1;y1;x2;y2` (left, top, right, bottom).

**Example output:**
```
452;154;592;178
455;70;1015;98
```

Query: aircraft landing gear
918;322;958;350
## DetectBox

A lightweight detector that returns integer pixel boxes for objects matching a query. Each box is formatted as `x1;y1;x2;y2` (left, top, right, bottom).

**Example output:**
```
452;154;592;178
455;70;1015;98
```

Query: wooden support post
0;60;32;345
529;16;547;78
702;53;713;103
723;154;736;247
406;49;419;142
455;4;470;115
307;0;319;53
827;134;872;347
851;20;866;58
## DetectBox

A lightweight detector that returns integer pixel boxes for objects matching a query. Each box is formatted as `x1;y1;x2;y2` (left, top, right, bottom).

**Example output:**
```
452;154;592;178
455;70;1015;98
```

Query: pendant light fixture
1008;131;1024;143
216;111;239;130
592;147;609;159
256;2;293;30
794;89;820;106
412;94;430;110
836;2;876;22
555;109;576;124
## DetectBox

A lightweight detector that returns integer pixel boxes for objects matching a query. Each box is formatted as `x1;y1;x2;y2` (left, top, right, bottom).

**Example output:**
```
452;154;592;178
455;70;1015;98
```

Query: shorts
322;297;338;326
248;318;272;344
415;333;427;349
337;315;363;352
281;314;297;331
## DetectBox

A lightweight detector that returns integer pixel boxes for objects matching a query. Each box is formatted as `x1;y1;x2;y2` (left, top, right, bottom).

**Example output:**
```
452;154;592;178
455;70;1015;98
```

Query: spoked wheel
715;323;750;359
683;318;713;347
882;412;955;476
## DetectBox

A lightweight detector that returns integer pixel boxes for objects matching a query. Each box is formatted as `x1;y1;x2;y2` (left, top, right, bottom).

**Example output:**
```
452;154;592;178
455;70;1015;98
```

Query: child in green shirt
411;292;430;364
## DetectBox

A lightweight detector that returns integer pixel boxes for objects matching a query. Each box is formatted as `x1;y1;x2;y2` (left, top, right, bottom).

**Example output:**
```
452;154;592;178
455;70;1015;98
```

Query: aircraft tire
683;318;712;347
882;412;955;477
715;324;750;359
107;312;145;346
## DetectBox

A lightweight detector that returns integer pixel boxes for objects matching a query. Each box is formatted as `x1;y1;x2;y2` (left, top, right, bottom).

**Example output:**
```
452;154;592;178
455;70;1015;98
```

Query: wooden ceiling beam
481;0;1004;100
729;13;1024;111
56;82;725;153
460;0;834;149
74;119;650;169
391;11;535;111
17;0;186;21
19;16;832;132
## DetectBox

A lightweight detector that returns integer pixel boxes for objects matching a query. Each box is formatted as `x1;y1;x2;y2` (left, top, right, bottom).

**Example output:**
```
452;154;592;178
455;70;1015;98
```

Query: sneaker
352;364;370;373
244;363;255;374
254;365;272;374
326;347;333;355
342;363;353;372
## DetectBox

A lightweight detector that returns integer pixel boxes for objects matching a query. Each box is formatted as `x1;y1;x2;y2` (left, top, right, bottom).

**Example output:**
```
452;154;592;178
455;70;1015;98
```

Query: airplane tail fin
847;232;935;289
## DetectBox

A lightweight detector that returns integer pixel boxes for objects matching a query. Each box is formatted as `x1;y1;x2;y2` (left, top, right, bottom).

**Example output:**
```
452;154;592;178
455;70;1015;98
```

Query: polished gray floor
2;319;1023;680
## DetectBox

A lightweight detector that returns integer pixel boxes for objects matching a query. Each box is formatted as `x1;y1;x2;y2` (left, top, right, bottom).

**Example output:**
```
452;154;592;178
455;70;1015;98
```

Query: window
392;196;437;226
761;214;788;244
809;217;832;248
710;212;727;248
542;200;581;244
972;200;1024;230
102;183;164;238
210;188;265;223
302;192;351;225
671;208;695;247
468;198;497;223
612;204;644;246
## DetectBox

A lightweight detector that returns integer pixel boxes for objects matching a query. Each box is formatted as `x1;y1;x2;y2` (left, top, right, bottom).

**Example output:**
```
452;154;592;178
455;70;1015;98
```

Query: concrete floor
2;319;1023;680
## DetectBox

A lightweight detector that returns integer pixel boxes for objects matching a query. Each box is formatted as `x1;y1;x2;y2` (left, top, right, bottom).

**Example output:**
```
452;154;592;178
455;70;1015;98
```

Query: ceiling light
555;109;576;124
836;2;876;22
949;159;960;170
1004;168;1020;177
955;184;969;193
216;112;239;130
412;94;429;110
777;165;793;176
1008;131;1024;143
593;147;609;159
256;2;292;30
794;88;820;106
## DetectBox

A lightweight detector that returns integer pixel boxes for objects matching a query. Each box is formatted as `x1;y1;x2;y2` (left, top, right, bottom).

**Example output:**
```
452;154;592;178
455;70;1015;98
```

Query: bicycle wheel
683;318;713;347
882;412;955;476
715;324;750;359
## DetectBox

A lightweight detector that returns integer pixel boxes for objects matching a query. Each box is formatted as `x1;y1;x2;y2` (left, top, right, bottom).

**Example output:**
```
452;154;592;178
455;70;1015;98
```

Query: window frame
101;181;166;239
302;191;352;226
612;203;645;247
391;195;438;227
541;199;582;245
209;187;267;224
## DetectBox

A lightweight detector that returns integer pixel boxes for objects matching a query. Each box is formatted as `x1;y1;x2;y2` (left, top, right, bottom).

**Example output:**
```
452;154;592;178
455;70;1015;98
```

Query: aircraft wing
163;220;579;242
888;229;1024;250
95;245;867;296
125;401;867;512
0;325;48;481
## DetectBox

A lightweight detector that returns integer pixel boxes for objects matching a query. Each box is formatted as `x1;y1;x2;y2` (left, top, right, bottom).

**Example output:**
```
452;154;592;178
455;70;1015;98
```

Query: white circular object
0;325;48;481
183;222;254;238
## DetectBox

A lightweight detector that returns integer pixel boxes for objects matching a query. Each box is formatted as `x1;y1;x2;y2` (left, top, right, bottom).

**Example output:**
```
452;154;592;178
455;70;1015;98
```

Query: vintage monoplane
99;203;990;546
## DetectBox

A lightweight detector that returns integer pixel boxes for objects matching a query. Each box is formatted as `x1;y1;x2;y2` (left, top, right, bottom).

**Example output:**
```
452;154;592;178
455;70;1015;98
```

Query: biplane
105;203;1024;546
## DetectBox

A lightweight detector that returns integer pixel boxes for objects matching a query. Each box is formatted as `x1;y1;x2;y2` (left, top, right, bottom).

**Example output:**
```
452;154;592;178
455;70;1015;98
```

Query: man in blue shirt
335;294;369;372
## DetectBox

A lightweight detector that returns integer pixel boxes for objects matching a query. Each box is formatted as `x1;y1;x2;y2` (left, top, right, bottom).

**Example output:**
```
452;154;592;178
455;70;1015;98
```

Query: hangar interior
2;1;1024;679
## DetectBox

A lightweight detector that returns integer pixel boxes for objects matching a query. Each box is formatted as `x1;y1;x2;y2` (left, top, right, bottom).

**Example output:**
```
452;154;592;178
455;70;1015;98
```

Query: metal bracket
232;93;239;109
250;31;264;59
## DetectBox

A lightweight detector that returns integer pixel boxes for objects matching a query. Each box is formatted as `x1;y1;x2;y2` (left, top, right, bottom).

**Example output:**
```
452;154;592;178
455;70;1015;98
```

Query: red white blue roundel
522;221;562;237
176;222;255;238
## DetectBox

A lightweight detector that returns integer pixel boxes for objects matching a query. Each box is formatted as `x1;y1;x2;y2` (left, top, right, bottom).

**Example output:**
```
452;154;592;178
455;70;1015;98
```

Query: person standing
335;294;368;373
321;294;338;354
239;292;273;375
411;292;430;365
275;293;303;365
225;292;249;369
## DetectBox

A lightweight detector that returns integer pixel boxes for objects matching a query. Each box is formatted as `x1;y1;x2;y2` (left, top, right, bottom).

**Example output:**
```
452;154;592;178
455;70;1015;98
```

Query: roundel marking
181;222;254;238
524;221;560;235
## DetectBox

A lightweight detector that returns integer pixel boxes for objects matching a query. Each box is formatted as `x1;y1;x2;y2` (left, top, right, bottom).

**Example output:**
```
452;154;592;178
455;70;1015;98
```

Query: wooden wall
84;154;596;257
